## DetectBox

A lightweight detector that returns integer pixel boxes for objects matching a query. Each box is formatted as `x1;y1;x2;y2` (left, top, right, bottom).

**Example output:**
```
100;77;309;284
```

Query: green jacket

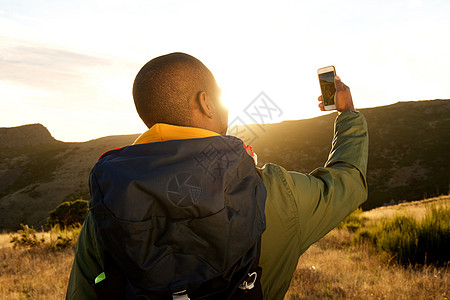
66;110;368;300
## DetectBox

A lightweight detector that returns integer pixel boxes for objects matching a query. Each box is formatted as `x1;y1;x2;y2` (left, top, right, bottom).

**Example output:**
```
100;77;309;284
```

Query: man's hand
318;76;355;113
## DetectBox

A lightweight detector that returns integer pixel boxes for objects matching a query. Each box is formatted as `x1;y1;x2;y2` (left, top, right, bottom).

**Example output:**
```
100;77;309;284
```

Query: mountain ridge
0;99;448;230
0;124;57;148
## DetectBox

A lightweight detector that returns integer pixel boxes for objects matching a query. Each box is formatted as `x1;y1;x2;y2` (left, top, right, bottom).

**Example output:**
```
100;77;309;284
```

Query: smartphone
317;66;336;111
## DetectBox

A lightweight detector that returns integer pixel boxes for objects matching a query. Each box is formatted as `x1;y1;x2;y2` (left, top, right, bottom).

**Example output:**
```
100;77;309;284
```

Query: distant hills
0;126;139;230
238;99;450;211
0;100;449;230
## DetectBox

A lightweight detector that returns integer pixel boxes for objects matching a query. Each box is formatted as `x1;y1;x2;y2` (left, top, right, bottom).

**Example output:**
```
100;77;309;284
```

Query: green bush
415;205;450;265
10;224;45;249
46;199;88;228
358;205;449;266
338;208;367;232
10;224;81;251
376;215;419;265
353;228;376;245
48;224;81;251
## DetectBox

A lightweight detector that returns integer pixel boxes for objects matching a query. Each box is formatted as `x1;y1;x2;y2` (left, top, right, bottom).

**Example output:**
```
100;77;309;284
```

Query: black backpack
92;239;263;300
89;136;267;299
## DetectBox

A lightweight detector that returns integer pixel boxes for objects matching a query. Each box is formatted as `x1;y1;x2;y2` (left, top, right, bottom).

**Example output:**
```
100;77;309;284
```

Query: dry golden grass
0;197;448;299
285;196;450;299
0;232;11;249
0;246;73;300
361;195;449;223
285;229;449;299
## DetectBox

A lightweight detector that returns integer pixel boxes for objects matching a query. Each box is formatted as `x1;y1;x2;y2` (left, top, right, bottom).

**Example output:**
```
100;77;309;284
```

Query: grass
286;195;449;299
9;224;81;251
0;197;448;299
0;246;73;300
286;238;448;299
366;206;449;266
358;196;449;266
0;225;80;299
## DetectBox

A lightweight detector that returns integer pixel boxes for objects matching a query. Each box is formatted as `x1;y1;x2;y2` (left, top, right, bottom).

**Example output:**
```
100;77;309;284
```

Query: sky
1;0;449;142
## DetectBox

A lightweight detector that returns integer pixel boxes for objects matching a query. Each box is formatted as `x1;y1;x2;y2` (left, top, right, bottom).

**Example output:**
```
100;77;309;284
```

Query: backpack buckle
173;290;190;300
238;272;258;290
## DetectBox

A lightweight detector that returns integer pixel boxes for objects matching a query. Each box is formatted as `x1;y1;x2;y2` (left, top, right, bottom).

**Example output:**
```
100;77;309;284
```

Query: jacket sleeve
66;211;103;300
259;110;368;300
288;110;368;253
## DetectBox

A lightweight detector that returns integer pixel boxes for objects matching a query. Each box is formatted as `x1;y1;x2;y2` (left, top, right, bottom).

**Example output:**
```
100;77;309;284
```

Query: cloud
0;36;109;91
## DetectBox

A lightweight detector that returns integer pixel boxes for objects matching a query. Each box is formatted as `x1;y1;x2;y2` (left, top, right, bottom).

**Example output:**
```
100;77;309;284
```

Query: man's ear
197;91;214;118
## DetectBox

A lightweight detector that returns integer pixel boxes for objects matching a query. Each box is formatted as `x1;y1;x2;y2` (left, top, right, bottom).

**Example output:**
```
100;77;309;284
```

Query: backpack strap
92;251;126;300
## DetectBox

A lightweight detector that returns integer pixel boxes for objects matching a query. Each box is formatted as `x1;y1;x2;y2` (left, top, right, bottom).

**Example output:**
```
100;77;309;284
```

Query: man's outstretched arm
291;109;368;253
259;76;368;299
294;75;368;250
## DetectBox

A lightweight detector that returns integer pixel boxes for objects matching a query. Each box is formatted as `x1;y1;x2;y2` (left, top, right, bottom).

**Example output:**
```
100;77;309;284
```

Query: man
66;53;368;300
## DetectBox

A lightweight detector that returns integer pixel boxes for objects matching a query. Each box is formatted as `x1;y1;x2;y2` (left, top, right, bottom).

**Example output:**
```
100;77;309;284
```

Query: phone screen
319;71;336;107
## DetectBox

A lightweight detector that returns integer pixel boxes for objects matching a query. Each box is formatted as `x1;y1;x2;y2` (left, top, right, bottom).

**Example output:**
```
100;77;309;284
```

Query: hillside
0;124;57;147
0;100;449;230
234;99;450;210
0;125;139;230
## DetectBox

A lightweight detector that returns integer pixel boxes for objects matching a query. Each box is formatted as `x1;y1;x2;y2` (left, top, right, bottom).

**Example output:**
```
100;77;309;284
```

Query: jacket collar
132;123;257;165
133;123;220;145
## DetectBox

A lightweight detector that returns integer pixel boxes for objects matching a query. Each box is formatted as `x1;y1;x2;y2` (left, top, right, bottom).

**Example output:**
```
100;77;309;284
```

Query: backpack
89;136;267;299
92;238;263;300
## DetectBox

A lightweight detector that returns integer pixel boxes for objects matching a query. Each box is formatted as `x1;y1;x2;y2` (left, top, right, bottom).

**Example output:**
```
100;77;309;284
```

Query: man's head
133;52;228;135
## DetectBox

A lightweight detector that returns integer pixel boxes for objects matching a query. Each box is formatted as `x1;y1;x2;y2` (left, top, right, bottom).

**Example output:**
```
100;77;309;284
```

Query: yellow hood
133;123;220;145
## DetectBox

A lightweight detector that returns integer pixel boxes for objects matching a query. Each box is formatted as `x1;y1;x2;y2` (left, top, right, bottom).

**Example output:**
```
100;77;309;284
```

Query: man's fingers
335;76;351;95
333;75;355;112
334;75;345;91
318;98;325;111
318;103;325;111
317;95;325;111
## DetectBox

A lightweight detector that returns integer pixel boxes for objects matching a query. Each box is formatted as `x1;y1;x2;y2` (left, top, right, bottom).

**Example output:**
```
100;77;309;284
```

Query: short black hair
133;52;217;128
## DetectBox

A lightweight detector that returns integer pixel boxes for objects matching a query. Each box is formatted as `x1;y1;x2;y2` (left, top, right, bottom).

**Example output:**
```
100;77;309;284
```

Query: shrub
46;199;88;228
416;205;450;265
48;225;81;251
10;224;45;249
338;208;366;232
353;228;376;245
359;205;449;266
376;215;419;265
9;224;81;251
